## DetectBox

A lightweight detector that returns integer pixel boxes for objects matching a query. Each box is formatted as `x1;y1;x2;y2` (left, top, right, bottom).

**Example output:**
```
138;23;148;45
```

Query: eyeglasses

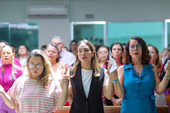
46;50;58;54
56;43;62;45
28;63;43;69
129;44;142;51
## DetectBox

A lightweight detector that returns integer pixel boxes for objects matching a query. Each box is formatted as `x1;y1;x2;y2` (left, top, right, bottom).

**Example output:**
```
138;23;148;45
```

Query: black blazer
70;65;105;113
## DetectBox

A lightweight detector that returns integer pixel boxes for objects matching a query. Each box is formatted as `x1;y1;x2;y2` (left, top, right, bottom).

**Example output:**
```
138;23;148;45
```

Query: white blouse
69;69;109;98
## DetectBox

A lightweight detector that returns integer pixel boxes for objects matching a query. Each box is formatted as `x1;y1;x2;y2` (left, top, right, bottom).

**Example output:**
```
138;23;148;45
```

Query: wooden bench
165;94;170;105
55;106;168;113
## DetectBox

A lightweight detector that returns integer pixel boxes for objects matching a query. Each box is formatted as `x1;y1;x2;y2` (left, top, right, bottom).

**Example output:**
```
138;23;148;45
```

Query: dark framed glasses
129;44;142;51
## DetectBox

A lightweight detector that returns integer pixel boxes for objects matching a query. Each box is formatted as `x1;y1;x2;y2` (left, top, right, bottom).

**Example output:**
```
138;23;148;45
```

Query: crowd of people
0;36;170;113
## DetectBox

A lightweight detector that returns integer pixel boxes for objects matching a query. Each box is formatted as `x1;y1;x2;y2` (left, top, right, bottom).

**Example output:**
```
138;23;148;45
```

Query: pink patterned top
8;76;62;113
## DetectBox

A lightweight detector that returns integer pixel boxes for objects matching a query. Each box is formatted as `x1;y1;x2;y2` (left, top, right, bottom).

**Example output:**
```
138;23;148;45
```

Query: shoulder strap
69;67;74;77
99;67;105;80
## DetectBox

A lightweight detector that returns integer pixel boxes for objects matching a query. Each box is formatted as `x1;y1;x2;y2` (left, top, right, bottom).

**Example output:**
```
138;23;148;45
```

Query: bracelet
112;78;119;83
165;75;170;80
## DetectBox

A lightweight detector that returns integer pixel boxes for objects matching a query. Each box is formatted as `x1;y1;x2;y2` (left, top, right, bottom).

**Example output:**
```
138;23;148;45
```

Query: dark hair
97;45;109;69
110;42;124;64
41;45;47;49
10;45;16;48
10;45;16;53
110;42;124;53
63;46;69;51
17;45;30;57
0;40;9;45
122;43;126;46
70;40;77;52
123;36;150;65
47;43;60;62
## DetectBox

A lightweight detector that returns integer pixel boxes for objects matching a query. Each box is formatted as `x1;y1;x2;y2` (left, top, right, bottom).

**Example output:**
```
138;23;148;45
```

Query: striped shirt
8;75;62;113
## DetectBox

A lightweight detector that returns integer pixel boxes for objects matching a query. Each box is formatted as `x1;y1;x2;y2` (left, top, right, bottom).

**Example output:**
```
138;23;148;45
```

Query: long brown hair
26;49;53;88
72;39;100;77
122;36;150;65
148;45;162;74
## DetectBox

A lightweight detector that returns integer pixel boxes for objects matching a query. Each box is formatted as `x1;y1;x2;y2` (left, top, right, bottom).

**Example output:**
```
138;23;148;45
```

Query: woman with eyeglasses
0;45;23;113
0;49;69;113
114;36;170;113
60;39;121;113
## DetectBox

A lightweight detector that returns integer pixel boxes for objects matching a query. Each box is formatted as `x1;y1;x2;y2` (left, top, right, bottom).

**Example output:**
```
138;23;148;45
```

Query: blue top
121;63;157;113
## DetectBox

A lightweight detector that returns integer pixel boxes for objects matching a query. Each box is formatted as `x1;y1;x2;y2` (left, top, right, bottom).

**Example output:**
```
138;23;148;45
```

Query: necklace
137;72;140;75
2;64;15;87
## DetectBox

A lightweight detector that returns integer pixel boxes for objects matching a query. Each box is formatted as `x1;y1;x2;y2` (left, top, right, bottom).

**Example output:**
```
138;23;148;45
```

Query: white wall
0;0;70;49
0;0;170;48
70;0;170;22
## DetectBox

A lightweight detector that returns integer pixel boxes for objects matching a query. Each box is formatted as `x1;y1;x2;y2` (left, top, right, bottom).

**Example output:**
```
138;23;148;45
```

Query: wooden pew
165;94;170;105
55;106;168;113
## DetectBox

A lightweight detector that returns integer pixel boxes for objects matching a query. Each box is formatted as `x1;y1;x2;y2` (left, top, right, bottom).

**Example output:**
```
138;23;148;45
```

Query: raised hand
164;60;170;77
107;62;118;80
59;64;70;90
58;64;70;76
60;76;70;90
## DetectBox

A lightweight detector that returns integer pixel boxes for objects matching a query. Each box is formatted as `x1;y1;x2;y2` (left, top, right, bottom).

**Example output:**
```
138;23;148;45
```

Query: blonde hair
159;48;168;58
71;39;100;77
26;49;53;88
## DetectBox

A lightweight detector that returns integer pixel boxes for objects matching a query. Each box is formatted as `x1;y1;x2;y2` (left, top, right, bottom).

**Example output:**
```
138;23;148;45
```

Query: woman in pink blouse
0;49;69;113
0;45;23;113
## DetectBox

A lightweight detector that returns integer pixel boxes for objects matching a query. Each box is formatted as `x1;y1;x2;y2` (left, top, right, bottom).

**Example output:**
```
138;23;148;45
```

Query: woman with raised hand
105;42;124;106
148;45;162;75
46;43;70;106
0;45;23;113
46;43;63;75
116;36;170;113
0;49;69;113
61;39;121;113
148;45;166;105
